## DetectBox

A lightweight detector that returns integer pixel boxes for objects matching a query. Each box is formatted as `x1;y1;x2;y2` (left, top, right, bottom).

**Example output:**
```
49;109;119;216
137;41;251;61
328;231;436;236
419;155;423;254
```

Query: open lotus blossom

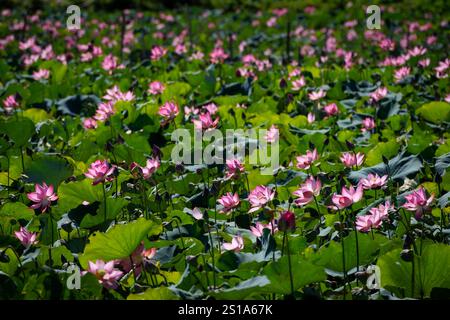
192;112;219;131
158;101;179;124
250;221;277;237
370;87;388;102
83;117;97;130
307;112;315;123
248;185;275;213
264;124;279;143
278;210;296;232
360;173;388;189
148;81;165;95
331;184;363;209
33;68;50;80
356;201;393;232
150;46;167;61
27;182;58;212
210;47;229;64
324;103;339;116
131;158;160;179
217;192;240;213
85;160;116;185
94;101;115;121
402;187;434;219
308;89;326;101
222;235;244;252
394;66;411;82
14;226;38;247
203;102;218;115
102;54;122;73
293;176;321;206
84;260;123;289
225;158;245;179
340;152;365;168
103;85;135;103
361;117;376;132
291;77;306;90
2;94;19;112
296;148;319;170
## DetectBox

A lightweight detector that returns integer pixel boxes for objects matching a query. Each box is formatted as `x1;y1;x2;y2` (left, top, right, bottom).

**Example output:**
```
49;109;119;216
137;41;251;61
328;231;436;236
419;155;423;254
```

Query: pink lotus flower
278;210;296;232
356;201;393;232
370;87;388;102
84;260;123;289
33;69;50;80
394;66;411;82
222;235;244;252
189;51;204;61
102;54;121;73
340;152;365;168
418;58;430;68
131;158;160;179
324;103;339;116
14;226;38;247
225;158;245;179
192;112;219;131
308;90;326;101
158;101;179;124
361;117;376;132
360;173;388;189
103;85;135;103
203;103;218;115
85;160;115;185
210;47;229;64
296;149;319;170
291;77;306;91
307;112;315;124
402;187;434;219
250;221;277;237
150;46;167;61
293;176;321;206
2;95;19;112
248;185;275;213
83;118;97;130
217;192;240;213
264;125;279;143
191;207;204;220
119;243;157;275
94;101;115;122
331;184;363;210
148;81;165;95
27;182;58;212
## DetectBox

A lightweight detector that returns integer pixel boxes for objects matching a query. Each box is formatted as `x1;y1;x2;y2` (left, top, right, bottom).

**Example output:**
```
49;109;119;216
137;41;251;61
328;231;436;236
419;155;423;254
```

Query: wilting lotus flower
150;46;167;61
94;101;115;122
361;117;376;132
84;260;123;289
296;149;319;170
340;152;365;168
158;101;179;124
308;89;326;101
324;103;339;116
250;221;277;237
27;182;58;212
264;125;279;143
278;210;296;232
360;173;388;189
217;192;240;213
370;87;388;102
192;112;219;131
402;187;434;219
293;176;322;206
33;69;50;80
83;117;97;130
394;66;411;82
85;160;115;185
331;184;363;210
248;185;275;213
148;81;165;95
222;235;244;252
2;95;19;112
14;226;38;247
307;112;315;124
225;158;245;179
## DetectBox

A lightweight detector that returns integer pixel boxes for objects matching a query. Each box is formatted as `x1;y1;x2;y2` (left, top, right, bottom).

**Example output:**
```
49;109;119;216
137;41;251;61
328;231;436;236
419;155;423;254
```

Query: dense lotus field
0;2;450;300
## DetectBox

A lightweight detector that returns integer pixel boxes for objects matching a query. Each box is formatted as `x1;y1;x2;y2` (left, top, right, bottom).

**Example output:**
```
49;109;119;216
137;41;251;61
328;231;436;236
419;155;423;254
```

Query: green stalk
102;183;107;224
285;232;295;297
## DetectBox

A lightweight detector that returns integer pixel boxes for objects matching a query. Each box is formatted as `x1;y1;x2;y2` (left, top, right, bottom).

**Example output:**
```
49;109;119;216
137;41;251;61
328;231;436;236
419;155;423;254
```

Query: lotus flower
33;69;50;80
402;187;434;219
361;117;376;132
192;112;219;131
2;95;19;112
278;210;296;232
340;152;364;168
293;176;321;206
360;173;388;189
356;201;393;232
150;46;167;61
27;182;58;212
248;185;275;213
158;101;179;124
308;89;326;101
210;47;229;64
94;101;115;121
148;81;165;95
324;103;339;116
83;117;97;130
222;235;244;252
370;87;388;102
264;124;279;143
225;158;245;179
296;149;319;170
14;227;38;247
331;184;363;210
217;192;240;213
84;260;123;289
85;160;115;185
250;221;277;237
